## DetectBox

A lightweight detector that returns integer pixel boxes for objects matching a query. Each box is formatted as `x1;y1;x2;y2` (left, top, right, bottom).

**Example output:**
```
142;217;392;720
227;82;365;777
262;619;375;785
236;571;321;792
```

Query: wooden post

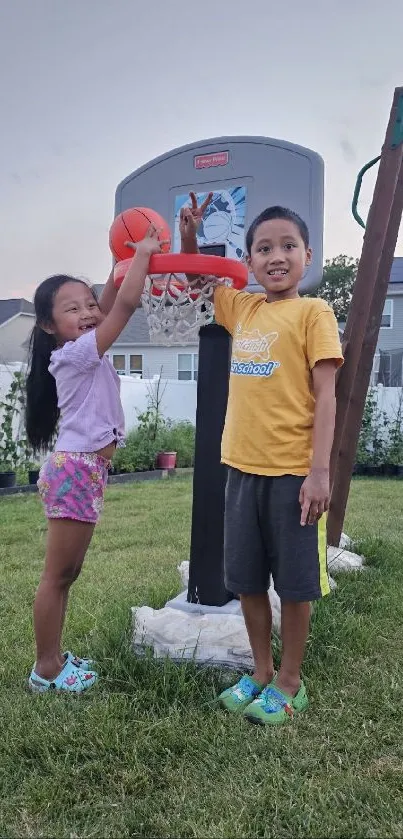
328;87;403;546
328;160;403;546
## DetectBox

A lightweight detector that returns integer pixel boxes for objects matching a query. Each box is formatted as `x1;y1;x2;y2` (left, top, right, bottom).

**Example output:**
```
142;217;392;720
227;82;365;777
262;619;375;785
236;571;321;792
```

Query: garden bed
0;467;183;497
354;463;403;476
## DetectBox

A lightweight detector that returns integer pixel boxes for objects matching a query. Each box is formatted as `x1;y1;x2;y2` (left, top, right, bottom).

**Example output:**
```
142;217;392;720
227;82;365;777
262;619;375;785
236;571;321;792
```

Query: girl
25;227;165;693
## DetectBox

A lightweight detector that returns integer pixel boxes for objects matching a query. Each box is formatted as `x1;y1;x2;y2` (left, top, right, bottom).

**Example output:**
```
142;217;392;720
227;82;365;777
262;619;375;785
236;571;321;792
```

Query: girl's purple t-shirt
49;329;125;452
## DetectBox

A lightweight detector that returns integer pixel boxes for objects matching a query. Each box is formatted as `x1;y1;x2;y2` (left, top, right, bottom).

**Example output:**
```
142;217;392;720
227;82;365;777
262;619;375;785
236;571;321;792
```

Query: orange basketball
109;207;171;261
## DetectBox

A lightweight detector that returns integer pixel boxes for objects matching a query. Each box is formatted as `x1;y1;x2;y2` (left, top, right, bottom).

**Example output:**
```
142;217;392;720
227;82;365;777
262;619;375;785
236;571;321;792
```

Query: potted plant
384;422;402;477
0;372;26;488
386;395;403;478
155;450;177;470
355;391;377;476
27;461;41;485
20;440;42;485
366;433;386;477
0;463;16;488
360;389;388;477
355;437;370;476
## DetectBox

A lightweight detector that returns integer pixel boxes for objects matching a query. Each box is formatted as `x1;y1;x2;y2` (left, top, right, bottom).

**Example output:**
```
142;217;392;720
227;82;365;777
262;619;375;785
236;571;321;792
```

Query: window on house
129;354;143;377
112;354;126;375
381;299;393;328
178;353;198;381
377;350;403;386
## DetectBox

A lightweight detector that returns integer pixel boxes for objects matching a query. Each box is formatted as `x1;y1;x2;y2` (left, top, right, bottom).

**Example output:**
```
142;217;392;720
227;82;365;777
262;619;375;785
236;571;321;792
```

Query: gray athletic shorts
224;467;329;602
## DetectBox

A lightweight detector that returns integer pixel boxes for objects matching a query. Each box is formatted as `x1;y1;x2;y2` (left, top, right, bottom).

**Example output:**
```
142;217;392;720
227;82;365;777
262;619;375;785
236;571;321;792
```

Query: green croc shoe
244;681;308;726
218;675;265;713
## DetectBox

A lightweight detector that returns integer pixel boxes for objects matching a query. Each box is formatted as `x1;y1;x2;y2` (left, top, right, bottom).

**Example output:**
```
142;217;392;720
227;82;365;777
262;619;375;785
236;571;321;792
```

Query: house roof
0;298;34;326
92;284;198;346
93;284;150;343
390;257;403;284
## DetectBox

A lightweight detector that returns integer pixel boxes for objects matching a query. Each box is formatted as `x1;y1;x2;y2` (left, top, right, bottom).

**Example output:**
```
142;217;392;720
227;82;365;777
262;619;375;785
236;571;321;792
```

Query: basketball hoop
114;253;248;345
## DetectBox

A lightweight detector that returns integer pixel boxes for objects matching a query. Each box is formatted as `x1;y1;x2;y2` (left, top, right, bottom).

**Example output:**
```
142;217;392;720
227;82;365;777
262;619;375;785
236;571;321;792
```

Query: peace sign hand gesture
179;191;213;243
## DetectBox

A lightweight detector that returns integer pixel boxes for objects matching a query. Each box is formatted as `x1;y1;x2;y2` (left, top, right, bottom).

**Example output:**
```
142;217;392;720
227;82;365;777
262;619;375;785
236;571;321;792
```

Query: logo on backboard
194;151;229;169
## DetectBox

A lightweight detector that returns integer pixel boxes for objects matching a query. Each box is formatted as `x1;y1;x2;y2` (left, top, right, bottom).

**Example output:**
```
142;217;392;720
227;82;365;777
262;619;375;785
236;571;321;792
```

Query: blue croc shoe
63;651;96;672
28;659;98;694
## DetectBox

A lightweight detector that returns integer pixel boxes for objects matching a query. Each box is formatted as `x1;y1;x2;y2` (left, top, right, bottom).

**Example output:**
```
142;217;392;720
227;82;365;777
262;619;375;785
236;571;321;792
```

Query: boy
180;195;343;725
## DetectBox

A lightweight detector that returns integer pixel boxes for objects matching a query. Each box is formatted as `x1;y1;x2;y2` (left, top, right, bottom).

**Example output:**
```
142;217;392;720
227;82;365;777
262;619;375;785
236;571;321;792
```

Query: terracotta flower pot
156;452;177;469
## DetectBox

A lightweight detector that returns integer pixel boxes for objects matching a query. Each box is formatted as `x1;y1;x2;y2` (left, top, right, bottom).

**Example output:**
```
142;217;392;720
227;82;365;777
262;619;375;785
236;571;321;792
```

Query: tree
311;255;358;321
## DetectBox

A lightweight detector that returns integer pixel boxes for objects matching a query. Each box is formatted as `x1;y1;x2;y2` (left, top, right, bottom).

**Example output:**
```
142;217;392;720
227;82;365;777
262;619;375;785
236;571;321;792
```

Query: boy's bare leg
276;600;311;696
240;592;275;685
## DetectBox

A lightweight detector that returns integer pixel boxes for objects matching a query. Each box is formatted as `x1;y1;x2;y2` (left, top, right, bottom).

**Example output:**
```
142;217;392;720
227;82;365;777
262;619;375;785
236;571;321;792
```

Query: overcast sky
1;0;402;299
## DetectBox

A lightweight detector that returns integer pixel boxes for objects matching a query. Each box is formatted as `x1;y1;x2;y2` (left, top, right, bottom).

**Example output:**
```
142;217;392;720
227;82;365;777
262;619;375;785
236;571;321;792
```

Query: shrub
112;420;196;473
112;427;161;473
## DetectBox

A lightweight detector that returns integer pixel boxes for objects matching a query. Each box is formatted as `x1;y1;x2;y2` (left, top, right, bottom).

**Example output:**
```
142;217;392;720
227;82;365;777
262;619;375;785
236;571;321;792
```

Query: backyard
1;475;403;838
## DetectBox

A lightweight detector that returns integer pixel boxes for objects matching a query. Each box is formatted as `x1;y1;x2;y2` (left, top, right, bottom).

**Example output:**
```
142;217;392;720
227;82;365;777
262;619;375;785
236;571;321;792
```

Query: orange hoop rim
113;253;248;290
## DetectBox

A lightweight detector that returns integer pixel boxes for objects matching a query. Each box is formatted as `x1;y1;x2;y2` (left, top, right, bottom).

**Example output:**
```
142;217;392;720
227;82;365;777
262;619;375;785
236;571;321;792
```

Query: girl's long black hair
25;275;93;452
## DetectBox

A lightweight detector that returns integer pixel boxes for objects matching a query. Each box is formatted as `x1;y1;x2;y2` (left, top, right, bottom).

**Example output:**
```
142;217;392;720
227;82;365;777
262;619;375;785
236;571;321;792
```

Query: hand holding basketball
109;207;171;261
125;226;170;258
179;191;214;240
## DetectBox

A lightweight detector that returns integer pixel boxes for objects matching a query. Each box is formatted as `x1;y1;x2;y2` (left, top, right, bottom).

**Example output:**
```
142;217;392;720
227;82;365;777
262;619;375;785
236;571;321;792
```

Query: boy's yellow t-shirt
214;287;343;477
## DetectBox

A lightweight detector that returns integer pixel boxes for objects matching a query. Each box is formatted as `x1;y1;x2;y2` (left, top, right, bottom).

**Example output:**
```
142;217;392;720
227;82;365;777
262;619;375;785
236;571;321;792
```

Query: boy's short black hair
246;206;310;255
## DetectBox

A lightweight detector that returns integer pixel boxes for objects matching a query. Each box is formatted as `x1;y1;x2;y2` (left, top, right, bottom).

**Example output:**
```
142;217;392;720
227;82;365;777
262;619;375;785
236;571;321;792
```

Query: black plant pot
28;469;40;485
383;464;398;477
0;471;16;488
366;465;383;477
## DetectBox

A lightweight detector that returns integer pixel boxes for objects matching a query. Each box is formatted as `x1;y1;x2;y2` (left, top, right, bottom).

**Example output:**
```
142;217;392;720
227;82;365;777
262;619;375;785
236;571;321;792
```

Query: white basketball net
141;272;230;345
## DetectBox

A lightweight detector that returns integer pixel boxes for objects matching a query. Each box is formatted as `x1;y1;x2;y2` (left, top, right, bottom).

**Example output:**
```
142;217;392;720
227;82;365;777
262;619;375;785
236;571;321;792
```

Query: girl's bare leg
33;519;94;680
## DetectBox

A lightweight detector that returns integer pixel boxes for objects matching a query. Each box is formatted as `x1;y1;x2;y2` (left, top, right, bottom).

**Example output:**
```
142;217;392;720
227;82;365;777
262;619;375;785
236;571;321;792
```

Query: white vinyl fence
4;364;402;445
372;384;403;420
0;365;198;438
119;376;197;429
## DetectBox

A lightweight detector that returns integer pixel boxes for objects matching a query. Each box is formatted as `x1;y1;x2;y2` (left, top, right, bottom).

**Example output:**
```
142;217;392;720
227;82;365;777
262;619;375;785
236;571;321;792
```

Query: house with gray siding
4;261;402;384
98;258;403;386
93;285;199;381
0;299;34;364
373;257;403;386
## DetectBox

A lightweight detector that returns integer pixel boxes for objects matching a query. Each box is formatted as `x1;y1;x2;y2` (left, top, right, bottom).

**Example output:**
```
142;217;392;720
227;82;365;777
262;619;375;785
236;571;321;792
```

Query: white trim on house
0;311;35;329
371;352;380;385
380;298;393;329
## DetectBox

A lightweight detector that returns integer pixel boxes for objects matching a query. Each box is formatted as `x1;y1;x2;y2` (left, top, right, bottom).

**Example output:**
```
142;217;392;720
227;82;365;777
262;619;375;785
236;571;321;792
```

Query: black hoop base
187;323;235;606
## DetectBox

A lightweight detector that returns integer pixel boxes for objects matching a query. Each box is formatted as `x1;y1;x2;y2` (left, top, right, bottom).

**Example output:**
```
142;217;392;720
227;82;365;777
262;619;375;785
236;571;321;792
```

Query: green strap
351;156;381;229
352;93;403;229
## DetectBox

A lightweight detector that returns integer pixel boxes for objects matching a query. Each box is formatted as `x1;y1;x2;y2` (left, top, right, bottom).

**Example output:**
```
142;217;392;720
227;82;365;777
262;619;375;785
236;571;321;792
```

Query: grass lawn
1;475;403;838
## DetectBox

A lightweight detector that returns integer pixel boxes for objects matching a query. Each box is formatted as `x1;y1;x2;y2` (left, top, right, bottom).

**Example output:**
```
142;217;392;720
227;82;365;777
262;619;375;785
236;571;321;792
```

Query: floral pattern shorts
38;452;110;524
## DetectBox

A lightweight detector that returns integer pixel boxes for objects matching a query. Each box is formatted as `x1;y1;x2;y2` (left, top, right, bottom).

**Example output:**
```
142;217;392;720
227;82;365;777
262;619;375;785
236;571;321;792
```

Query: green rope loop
351;155;381;229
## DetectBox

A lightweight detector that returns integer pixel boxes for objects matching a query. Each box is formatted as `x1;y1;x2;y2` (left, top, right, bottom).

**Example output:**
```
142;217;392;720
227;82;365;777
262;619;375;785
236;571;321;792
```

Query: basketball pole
328;86;403;547
187;324;235;606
